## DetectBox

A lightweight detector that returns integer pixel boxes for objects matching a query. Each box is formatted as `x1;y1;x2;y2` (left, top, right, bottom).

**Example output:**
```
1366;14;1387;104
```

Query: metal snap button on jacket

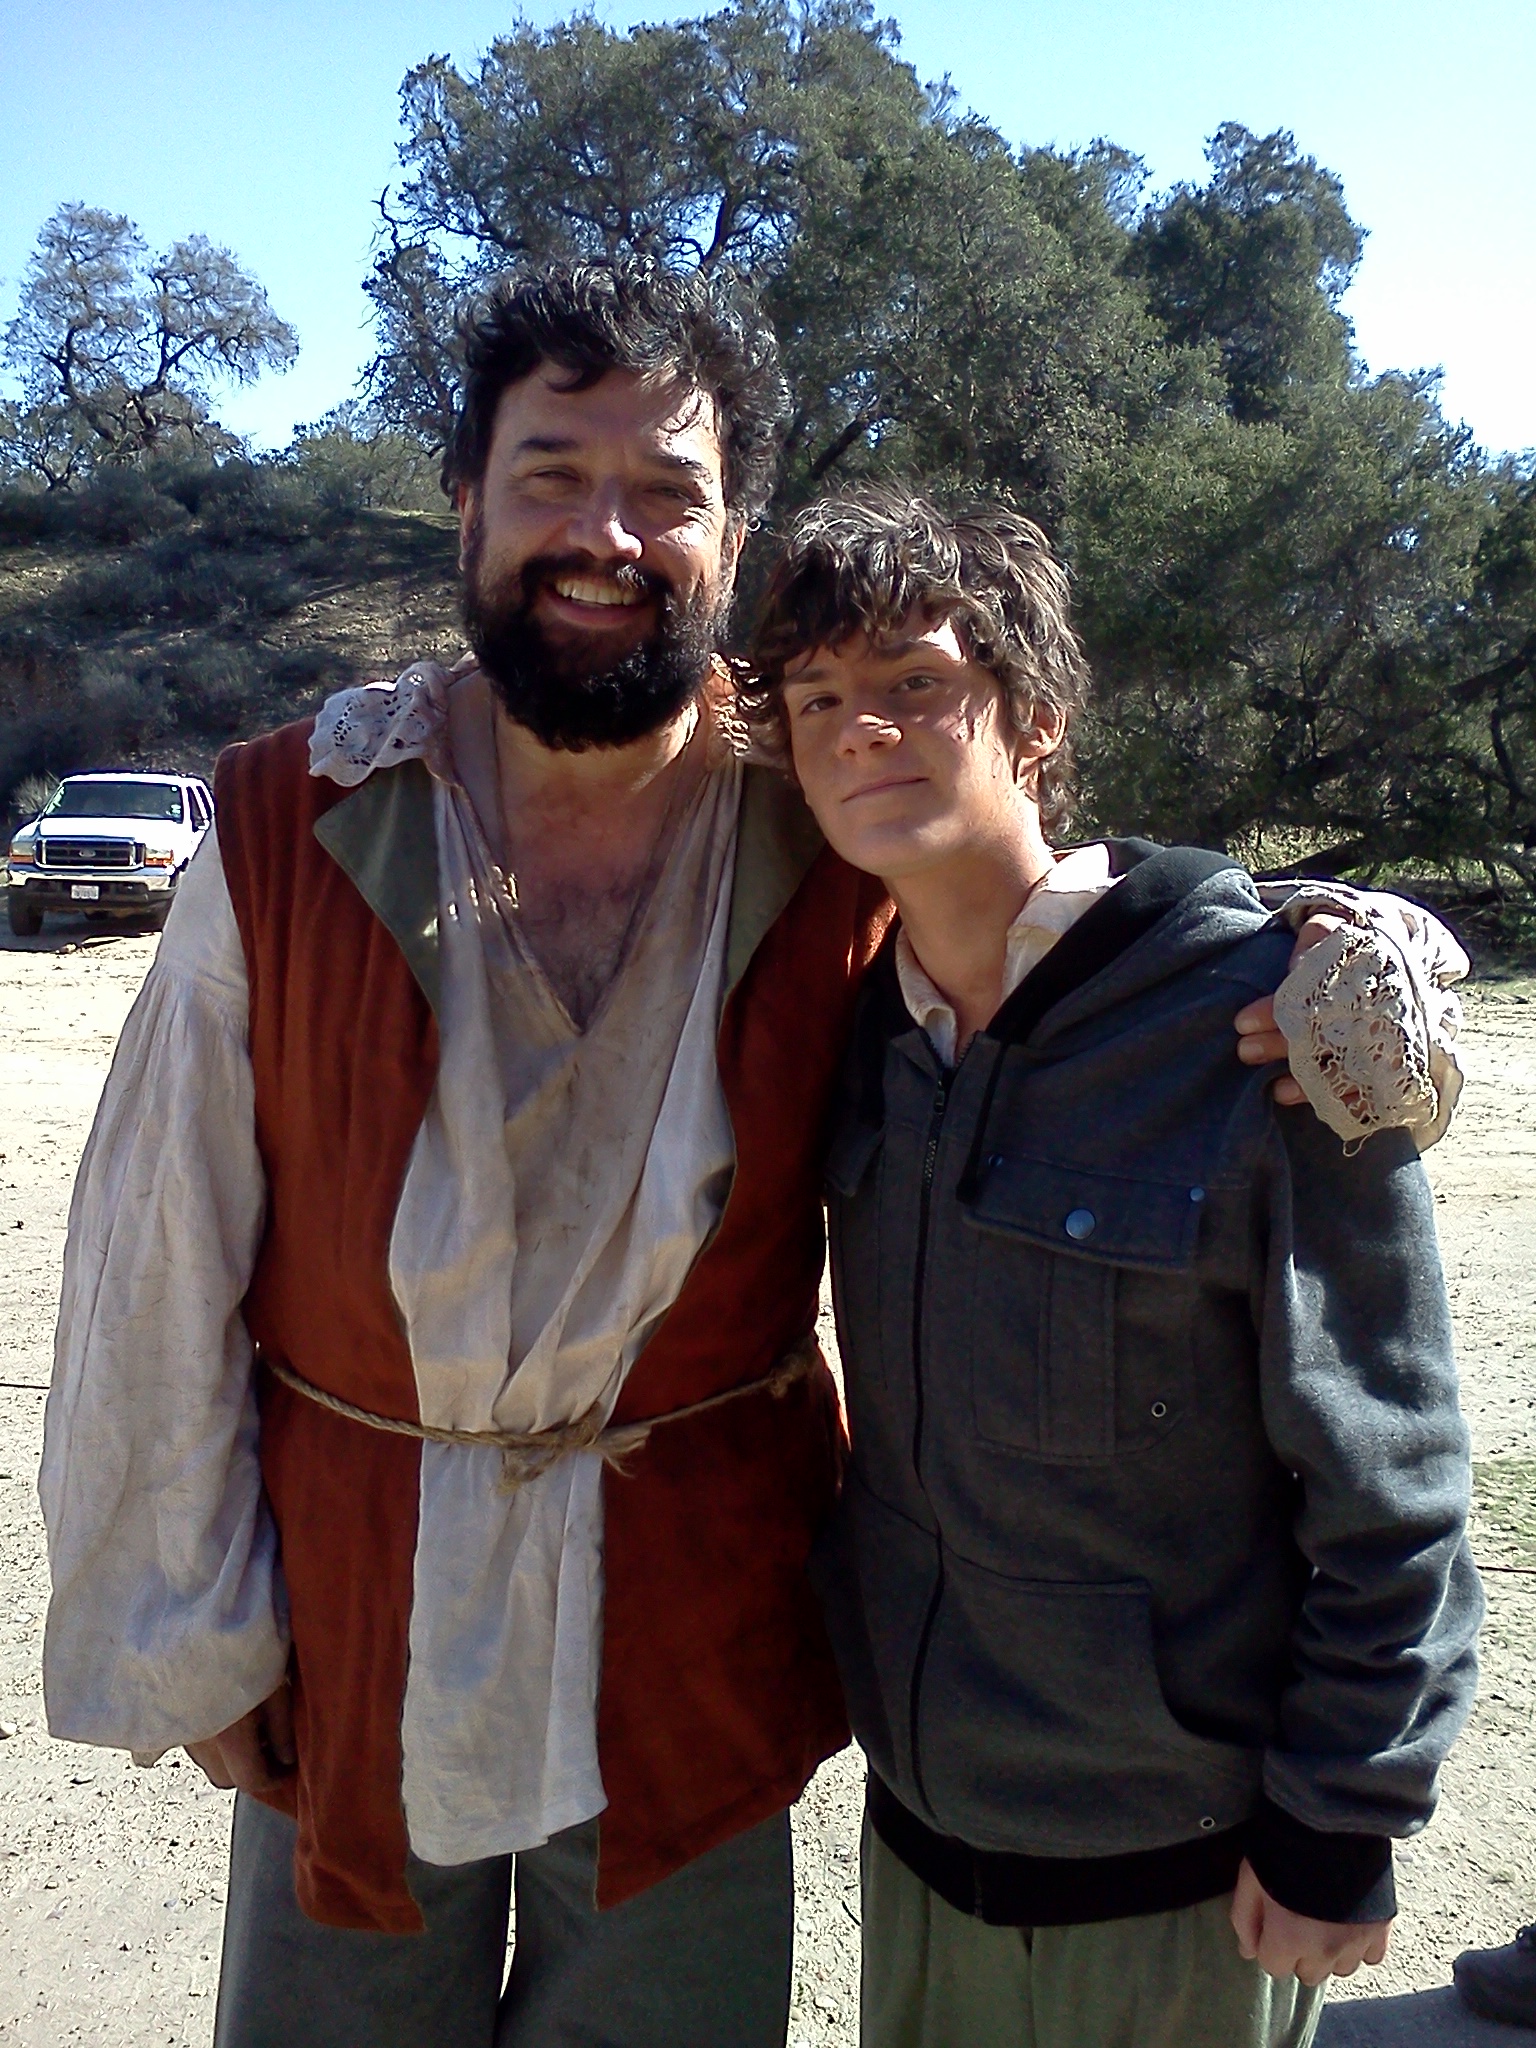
1064;1208;1096;1241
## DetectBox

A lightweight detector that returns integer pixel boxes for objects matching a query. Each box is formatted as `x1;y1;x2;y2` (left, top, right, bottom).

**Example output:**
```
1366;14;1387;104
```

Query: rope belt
260;1335;822;1491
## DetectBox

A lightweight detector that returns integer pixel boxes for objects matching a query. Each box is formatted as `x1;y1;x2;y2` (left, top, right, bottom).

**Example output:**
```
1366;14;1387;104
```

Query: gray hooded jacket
815;844;1481;1924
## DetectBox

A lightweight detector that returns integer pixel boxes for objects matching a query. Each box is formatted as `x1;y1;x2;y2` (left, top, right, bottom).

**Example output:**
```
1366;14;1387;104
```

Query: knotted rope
261;1335;822;1491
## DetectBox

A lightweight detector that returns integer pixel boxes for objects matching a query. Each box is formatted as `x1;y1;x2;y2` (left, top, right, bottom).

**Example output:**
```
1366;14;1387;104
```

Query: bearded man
40;261;1467;2048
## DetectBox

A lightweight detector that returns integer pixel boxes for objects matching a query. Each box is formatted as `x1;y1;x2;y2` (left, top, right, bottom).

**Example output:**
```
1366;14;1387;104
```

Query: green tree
279;401;442;514
365;0;940;448
365;3;1186;524
768;129;1210;523
1072;125;1536;908
1430;467;1536;905
1131;123;1362;422
1069;375;1493;855
1;203;298;486
357;2;1536;918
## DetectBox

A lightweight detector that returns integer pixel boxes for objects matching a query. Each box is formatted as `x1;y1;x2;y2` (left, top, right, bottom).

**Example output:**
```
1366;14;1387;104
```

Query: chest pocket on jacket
964;1157;1205;1462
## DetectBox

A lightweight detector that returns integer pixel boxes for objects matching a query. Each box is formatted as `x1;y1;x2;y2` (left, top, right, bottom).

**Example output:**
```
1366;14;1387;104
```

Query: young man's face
458;363;745;747
782;610;1044;882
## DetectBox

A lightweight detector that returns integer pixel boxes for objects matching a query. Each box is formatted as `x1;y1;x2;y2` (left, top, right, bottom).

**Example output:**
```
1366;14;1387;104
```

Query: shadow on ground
0;912;157;954
1319;1986;1534;2045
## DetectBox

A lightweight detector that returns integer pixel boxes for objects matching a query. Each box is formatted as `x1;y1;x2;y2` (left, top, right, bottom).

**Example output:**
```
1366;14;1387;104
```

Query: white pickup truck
6;772;214;936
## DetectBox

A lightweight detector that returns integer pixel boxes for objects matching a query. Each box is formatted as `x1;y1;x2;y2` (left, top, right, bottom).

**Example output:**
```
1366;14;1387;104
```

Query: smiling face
459;363;744;748
782;610;1061;884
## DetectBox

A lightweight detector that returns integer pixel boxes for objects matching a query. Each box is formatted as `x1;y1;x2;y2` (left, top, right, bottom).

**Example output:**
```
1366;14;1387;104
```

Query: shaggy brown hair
743;487;1091;836
441;259;789;524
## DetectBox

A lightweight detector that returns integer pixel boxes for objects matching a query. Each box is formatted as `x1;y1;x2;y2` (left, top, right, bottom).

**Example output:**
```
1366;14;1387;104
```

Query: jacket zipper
907;1062;952;1810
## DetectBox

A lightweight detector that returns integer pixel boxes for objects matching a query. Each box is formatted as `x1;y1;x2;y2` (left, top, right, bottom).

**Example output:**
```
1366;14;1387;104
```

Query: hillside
2;463;1527;964
0;467;463;815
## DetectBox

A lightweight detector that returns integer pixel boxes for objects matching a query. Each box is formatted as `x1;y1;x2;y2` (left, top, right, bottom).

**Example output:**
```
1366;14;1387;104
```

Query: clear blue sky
2;0;1532;457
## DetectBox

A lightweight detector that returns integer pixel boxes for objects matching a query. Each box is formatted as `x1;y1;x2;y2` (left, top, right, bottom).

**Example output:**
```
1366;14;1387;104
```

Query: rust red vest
215;719;890;1929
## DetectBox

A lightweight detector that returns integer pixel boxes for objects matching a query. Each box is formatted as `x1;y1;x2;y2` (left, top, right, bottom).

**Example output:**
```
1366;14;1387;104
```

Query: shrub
281;406;442;516
71;469;191;544
0;663;172;818
0;484;68;543
0;470;191;547
53;539;303;627
0;615;75;692
9;772;60;824
162;641;267;729
265;644;356;714
152;459;232;518
191;463;331;546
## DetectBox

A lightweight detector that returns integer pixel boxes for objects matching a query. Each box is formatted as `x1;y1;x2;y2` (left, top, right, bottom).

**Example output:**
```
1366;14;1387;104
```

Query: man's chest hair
512;863;661;1029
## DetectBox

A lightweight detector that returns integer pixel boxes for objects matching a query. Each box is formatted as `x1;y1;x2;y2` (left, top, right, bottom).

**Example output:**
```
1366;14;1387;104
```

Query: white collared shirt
894;842;1117;1066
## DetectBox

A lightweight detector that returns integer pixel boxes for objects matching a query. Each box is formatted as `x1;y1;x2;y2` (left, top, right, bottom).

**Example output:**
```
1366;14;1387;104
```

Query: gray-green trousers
861;1818;1327;2048
213;1792;793;2048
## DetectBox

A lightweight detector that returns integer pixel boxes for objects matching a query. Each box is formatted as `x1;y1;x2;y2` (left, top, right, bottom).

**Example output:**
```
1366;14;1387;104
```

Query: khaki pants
861;1817;1326;2048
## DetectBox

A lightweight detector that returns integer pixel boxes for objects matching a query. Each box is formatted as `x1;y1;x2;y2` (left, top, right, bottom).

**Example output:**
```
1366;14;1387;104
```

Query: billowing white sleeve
40;833;287;1753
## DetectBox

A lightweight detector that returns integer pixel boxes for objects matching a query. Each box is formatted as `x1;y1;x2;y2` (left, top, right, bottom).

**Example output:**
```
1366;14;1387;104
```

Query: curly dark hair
440;259;789;523
743;487;1092;836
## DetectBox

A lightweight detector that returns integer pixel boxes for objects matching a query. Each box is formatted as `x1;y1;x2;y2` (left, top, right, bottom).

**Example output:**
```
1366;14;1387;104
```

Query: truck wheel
7;891;43;937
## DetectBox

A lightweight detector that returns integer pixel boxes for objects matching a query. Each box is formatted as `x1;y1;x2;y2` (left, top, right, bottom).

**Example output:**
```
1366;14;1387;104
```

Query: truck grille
38;839;143;870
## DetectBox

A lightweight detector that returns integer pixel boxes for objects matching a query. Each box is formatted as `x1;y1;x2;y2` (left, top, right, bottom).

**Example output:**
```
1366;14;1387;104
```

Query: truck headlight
8;843;35;865
144;849;177;868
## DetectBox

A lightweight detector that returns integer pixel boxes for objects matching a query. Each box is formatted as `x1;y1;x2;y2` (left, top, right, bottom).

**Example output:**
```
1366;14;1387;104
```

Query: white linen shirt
42;673;742;1865
894;843;1116;1066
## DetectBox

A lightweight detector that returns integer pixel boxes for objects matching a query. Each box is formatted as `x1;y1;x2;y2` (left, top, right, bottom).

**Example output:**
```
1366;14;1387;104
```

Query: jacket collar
988;842;1250;1053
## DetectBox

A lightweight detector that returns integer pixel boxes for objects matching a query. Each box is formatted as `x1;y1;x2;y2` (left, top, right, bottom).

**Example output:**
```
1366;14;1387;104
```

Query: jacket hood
988;841;1273;1057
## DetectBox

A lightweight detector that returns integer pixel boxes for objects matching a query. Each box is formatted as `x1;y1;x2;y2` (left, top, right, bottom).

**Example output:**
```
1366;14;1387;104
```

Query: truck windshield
48;780;184;823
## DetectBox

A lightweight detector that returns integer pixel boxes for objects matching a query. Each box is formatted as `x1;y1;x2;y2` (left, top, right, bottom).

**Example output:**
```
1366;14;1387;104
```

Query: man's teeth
552;576;646;607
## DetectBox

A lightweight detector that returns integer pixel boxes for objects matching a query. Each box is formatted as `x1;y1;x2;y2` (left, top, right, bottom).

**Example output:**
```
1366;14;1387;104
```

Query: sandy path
0;924;1532;2045
0;927;228;2044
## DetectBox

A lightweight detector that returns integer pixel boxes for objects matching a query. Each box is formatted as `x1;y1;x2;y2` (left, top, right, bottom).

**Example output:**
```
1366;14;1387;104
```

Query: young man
744;489;1482;2048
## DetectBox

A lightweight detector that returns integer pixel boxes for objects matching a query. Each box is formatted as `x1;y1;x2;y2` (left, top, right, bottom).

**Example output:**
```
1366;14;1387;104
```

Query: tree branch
809;410;877;482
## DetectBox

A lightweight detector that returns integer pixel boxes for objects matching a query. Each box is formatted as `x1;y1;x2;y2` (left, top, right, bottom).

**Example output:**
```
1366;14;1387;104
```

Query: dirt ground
1;919;1532;2045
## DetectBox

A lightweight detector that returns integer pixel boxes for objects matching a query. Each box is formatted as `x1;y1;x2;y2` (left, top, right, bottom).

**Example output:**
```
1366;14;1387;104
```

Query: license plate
70;884;100;901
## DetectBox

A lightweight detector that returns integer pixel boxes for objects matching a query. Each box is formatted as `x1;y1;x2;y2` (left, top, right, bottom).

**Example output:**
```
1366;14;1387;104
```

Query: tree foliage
1129;122;1362;423
359;1;1536;920
1;203;297;486
4;6;1530;927
279;401;443;513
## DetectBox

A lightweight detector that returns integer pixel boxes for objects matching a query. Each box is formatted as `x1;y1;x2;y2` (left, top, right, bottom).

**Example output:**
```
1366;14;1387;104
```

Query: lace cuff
309;659;468;785
1259;882;1469;1150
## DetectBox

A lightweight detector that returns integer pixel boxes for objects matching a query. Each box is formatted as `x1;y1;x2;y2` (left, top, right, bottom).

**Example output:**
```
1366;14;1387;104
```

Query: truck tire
7;890;43;937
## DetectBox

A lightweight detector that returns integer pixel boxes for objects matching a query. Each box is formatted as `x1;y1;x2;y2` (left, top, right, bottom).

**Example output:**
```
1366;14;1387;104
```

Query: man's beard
462;533;725;752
